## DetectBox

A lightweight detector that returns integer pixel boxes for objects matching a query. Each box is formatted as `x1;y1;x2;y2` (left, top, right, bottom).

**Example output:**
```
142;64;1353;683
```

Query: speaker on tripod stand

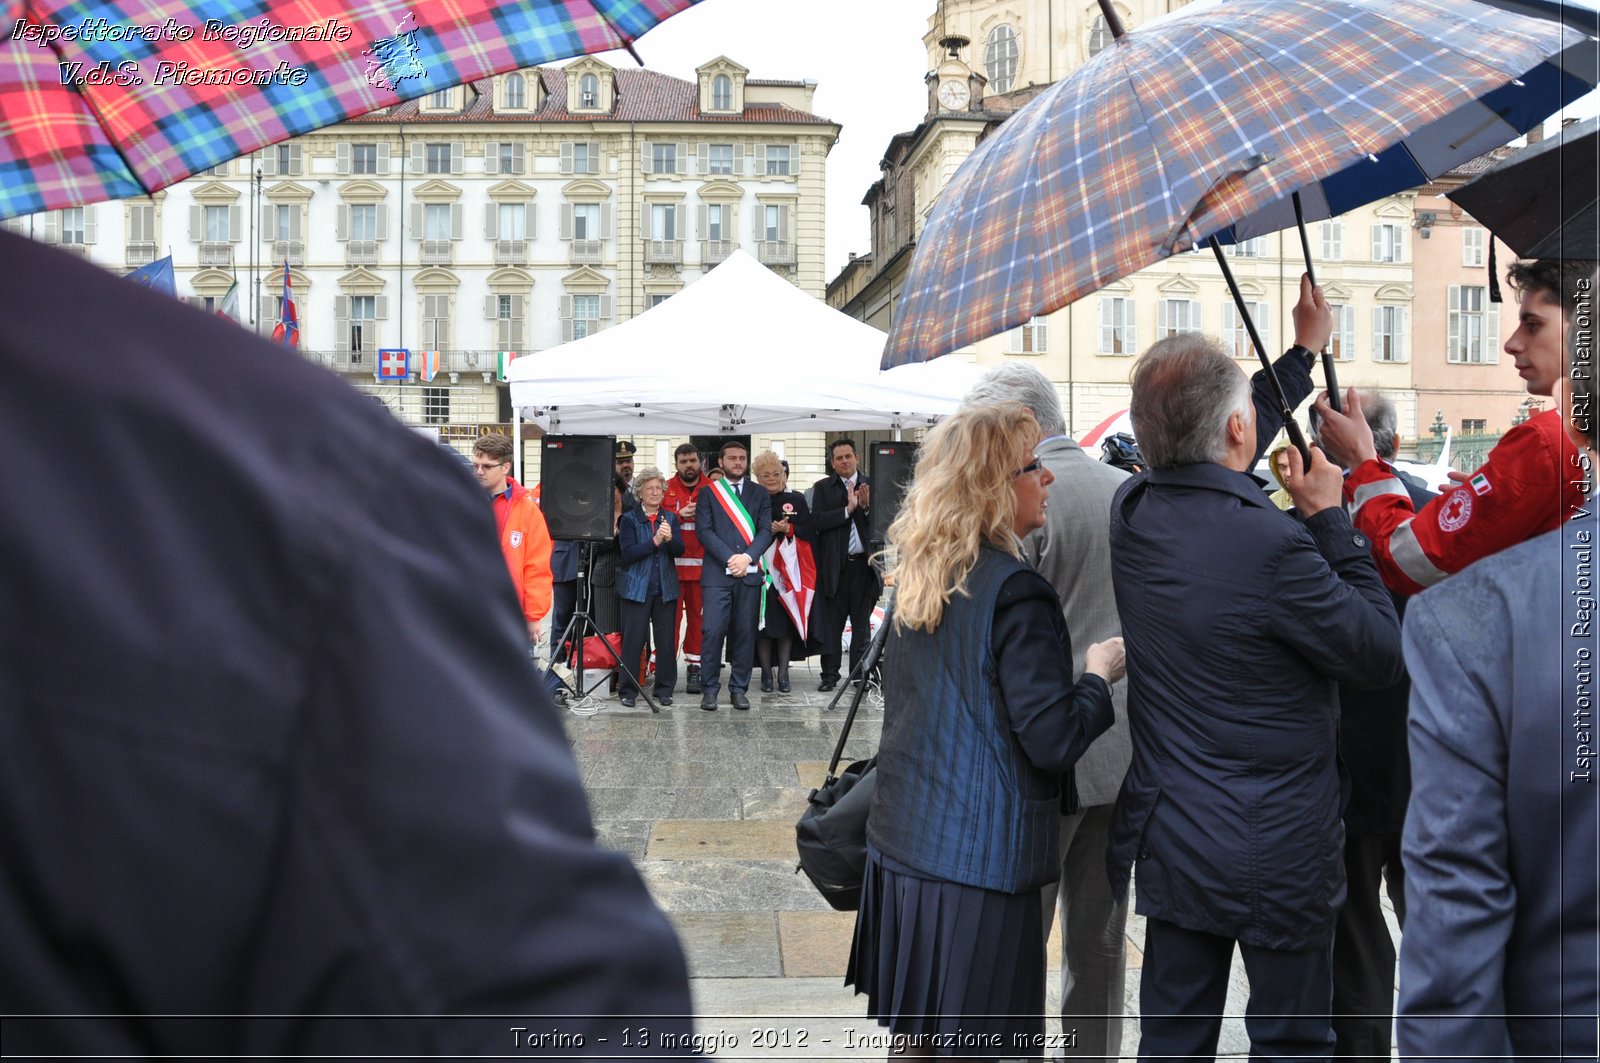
542;435;659;712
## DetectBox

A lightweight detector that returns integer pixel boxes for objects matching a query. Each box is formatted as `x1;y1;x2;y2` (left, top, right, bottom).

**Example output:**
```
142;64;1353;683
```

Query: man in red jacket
473;433;553;644
1316;257;1595;595
662;442;707;693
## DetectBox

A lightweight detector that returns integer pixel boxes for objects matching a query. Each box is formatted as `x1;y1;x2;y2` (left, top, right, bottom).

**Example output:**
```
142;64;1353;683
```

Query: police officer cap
615;439;637;459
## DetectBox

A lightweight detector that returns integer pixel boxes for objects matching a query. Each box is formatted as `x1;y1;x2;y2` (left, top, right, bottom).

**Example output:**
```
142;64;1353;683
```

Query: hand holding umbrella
1284;439;1347;518
1311;389;1380;470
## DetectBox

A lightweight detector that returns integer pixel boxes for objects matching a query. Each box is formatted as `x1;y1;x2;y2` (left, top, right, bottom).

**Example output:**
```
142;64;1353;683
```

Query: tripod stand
551;541;659;713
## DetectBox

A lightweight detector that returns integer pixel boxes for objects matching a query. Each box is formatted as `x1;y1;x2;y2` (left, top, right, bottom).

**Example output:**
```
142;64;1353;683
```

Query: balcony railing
273;239;304;265
420;239;453;264
126;242;158;267
199;241;234;267
494;239;528;265
757;239;794;265
644;239;682;265
701;239;736;264
568;239;604;265
450;350;495;374
345;240;378;265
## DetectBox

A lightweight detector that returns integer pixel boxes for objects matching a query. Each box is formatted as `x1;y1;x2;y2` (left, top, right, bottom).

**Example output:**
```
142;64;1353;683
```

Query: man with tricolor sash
694;440;772;711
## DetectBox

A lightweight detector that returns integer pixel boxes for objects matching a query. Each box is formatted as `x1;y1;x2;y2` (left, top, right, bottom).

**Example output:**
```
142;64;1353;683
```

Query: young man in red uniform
472;434;553;645
662;442;707;694
1316;258;1595;595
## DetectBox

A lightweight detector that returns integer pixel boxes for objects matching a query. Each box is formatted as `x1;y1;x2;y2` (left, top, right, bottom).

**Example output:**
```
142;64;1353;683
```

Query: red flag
269;260;299;347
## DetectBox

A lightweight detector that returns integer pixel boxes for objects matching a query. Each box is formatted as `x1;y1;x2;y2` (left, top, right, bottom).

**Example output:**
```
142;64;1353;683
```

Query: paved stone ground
561;659;1401;1061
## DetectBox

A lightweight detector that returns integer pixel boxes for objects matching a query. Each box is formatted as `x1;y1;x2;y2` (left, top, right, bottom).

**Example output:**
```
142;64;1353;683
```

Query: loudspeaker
868;441;919;543
540;435;617;541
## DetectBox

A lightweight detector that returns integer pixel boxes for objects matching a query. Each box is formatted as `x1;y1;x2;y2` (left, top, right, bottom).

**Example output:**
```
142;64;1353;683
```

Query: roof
348;68;835;126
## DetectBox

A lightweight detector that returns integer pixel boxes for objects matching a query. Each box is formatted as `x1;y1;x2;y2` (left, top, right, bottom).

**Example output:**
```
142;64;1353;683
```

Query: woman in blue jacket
616;467;684;707
846;402;1125;1057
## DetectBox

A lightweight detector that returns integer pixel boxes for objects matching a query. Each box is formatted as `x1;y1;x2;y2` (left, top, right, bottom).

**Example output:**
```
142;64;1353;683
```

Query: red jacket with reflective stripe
1343;409;1586;596
661;475;704;581
492;479;553;623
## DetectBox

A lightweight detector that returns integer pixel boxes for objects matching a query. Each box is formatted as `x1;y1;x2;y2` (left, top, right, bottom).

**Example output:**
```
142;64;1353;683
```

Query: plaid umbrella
882;0;1596;368
0;0;699;220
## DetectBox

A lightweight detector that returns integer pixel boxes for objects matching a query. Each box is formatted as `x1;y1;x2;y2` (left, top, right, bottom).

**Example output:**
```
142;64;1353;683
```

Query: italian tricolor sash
710;479;757;548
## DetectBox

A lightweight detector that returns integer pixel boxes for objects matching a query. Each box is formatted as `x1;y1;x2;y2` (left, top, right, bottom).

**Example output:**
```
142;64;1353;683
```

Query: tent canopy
508;250;978;433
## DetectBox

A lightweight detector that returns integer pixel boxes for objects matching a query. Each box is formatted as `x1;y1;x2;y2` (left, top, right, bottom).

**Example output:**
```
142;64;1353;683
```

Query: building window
424;203;452;241
425;143;452;174
1158;298;1201;338
348;203;377;242
127;202;156;263
572;203;600;240
1321;221;1343;260
580;72;599;108
650;203;678;240
707;144;735;175
1328;303;1356;361
705;203;727;242
1373;305;1406;361
650;293;672;308
765;145;792;176
423;387;451;425
985;24;1018;93
504;73;525;109
350;294;375;353
495;294;524;348
59;207;85;244
763;205;783;242
1462;226;1487;267
1099;296;1135;354
203;204;231;241
430;89;451;108
1088;15;1113;57
422;294;450;349
1228;236;1268;258
1223;302;1269;358
1006;316;1047;354
1447;285;1499;364
496;142;519;174
1372;223;1404;263
712;74;732;110
498;203;527;241
276;144;297;176
574;142;594;174
572;293;600;340
1461;417;1487;434
273;204;296;242
352;143;379;174
651;143;678;175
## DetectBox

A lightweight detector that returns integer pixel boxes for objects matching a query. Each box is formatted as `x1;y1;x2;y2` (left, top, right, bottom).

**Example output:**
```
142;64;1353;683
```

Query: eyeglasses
1012;458;1044;479
472;460;508;471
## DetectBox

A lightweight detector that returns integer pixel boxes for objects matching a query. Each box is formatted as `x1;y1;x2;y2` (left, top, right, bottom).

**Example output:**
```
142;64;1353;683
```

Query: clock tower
926;34;984;116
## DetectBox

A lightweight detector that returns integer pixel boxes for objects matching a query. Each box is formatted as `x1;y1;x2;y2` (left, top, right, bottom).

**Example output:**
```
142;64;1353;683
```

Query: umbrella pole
1291;192;1341;412
1208;237;1312;466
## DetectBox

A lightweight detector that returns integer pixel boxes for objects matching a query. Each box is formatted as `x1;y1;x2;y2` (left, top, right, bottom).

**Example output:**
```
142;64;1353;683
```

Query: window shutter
289;146;303;176
697;204;707;238
485;143;499;175
600;203;613;239
228;206;240;242
450;143;463;175
600;295;613;319
1371;307;1382;357
1371;226;1382;261
485;203;498;239
731;150;743;177
640;208;650;240
334;296;349;352
754;144;767;172
260;205;273;234
641;142;652;173
728;206;739;243
676;142;688;174
41;212;57;244
559;294;573;318
791;145;802;174
560;204;573;239
513;144;525;173
451;204;463;240
526;200;536;238
260;295;275;326
289;208;302;240
697;143;708;175
375;206;388;241
486;294;498;319
560;142;573;173
1126;301;1136;353
335;205;348;240
336;142;350;175
586;142;600;173
1158;300;1169;334
260;151;276;177
372;143;388;175
778;206;791;242
1099;298;1113;352
1447;288;1460;358
83;206;97;243
1489;303;1501;359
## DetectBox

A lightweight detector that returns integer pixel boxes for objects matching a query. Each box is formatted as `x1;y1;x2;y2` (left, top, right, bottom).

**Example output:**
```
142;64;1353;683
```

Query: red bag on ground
571;632;623;670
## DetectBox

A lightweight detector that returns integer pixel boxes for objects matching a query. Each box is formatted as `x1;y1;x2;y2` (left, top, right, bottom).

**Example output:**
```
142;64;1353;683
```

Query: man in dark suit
810;438;881;691
695;440;772;710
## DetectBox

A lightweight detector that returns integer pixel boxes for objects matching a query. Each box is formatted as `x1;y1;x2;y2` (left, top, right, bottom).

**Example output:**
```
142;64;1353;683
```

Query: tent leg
513;413;523;485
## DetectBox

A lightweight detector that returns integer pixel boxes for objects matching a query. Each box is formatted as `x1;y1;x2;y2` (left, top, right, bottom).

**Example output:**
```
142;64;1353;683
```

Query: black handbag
794;594;890;911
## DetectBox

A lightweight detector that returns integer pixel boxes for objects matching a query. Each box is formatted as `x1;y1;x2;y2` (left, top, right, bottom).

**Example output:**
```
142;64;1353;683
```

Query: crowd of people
843;261;1598;1062
476;430;889;712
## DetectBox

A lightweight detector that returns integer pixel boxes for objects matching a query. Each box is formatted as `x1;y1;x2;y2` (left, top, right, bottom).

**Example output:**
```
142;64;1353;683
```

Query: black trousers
817;555;877;683
619;595;676;698
545;579;577;690
1139;916;1334;1061
1332;831;1405;1062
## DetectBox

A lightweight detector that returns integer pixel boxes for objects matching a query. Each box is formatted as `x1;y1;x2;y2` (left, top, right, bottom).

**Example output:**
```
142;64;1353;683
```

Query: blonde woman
845;402;1126;1058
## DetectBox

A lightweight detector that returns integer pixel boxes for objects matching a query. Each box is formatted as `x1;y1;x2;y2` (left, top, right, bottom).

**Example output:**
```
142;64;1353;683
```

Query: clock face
938;80;970;110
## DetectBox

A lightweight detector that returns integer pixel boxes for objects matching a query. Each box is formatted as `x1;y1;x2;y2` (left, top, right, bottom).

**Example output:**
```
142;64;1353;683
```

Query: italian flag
497;351;518;380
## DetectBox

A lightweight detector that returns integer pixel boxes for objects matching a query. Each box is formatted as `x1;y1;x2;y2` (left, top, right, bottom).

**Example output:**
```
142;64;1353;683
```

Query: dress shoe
759;670;774;693
777;674;791;693
730;692;751;710
817;678;838;693
619;694;636;708
654;693;674;707
685;664;702;695
700;691;718;712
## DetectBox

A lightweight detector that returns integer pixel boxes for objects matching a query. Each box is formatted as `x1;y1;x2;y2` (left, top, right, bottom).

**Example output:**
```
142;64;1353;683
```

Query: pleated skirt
845;844;1046;1059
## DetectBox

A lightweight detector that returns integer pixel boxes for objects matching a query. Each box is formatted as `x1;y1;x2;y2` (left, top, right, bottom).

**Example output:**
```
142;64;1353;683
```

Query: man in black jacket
1109;330;1404;1059
810;439;880;691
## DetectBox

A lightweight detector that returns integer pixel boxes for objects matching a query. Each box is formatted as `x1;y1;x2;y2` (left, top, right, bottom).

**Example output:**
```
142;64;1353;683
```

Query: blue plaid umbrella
882;0;1597;368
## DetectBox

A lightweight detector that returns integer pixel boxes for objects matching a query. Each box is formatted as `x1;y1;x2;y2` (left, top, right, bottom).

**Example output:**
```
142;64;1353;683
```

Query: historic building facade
8;56;840;478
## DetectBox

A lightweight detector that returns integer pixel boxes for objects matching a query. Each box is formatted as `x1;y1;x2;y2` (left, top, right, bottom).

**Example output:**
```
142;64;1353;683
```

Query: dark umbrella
1447;115;1599;259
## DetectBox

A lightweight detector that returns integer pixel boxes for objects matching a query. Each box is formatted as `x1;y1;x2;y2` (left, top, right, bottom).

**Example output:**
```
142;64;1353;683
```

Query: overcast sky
593;0;1600;285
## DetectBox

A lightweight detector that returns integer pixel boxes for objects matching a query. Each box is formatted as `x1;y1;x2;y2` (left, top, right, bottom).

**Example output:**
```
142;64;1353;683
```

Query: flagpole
251;162;262;332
